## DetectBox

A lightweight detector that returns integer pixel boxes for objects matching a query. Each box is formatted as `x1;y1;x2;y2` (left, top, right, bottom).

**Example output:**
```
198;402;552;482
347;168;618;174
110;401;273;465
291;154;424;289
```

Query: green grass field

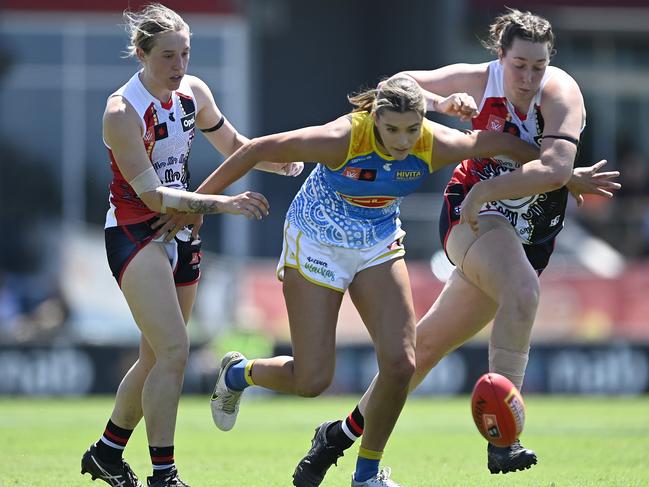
1;395;648;486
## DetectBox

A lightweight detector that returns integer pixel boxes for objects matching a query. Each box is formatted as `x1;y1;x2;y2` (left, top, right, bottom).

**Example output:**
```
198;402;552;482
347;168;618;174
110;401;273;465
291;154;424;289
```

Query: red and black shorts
439;183;554;274
105;219;202;288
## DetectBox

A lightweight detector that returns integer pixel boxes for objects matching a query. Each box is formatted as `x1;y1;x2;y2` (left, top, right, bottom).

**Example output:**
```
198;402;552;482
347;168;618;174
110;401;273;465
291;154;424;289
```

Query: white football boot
351;467;403;486
210;351;246;431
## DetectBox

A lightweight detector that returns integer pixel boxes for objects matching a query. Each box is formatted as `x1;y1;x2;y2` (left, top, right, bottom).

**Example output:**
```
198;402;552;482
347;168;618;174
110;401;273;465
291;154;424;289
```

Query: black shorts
105;219;202;287
439;183;554;274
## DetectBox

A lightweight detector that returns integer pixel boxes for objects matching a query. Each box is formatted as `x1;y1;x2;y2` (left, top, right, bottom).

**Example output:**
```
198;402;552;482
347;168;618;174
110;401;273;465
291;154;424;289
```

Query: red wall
239;261;649;342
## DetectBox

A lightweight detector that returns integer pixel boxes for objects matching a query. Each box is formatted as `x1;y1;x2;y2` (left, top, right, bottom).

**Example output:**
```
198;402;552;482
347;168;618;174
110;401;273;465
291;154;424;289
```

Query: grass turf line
0;395;648;486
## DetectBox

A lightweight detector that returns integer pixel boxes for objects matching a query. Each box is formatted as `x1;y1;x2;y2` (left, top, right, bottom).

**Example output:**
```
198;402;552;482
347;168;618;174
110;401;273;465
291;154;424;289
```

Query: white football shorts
276;221;406;292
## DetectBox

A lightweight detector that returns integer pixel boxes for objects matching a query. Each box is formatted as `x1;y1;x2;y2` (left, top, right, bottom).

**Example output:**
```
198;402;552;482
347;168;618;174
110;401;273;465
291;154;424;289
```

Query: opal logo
181;113;195;132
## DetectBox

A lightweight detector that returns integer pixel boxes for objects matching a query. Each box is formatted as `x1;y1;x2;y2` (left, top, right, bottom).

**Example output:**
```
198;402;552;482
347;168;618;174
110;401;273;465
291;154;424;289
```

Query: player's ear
136;47;146;63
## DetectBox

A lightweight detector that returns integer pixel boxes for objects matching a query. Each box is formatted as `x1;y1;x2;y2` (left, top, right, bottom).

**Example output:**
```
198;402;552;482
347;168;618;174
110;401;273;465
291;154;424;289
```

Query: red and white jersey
104;72;197;228
450;60;569;245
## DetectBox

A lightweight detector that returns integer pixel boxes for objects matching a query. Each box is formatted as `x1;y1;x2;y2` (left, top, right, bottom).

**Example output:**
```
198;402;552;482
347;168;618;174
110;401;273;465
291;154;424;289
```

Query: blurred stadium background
1;0;649;398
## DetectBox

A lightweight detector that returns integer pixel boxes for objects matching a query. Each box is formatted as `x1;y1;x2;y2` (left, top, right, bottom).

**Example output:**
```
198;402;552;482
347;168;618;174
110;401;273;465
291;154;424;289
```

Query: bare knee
291;354;335;397
155;340;190;374
135;356;156;376
415;331;446;372
493;279;539;351
294;374;332;398
377;350;416;386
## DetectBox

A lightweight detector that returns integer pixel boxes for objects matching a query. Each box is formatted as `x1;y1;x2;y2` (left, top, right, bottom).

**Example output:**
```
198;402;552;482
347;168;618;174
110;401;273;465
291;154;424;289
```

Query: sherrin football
471;373;525;447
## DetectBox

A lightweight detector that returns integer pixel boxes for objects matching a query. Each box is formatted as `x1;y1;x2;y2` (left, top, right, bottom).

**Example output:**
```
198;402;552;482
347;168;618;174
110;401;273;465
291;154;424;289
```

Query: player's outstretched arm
196;116;350;196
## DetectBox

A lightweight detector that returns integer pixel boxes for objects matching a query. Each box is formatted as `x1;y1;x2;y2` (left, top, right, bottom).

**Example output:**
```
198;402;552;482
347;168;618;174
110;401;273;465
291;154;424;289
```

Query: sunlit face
138;29;191;95
500;38;550;105
373;110;423;160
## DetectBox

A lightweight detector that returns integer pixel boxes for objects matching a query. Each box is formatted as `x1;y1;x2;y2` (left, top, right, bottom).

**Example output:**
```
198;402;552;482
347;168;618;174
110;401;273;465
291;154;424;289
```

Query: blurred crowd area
580;148;649;257
1;0;649;345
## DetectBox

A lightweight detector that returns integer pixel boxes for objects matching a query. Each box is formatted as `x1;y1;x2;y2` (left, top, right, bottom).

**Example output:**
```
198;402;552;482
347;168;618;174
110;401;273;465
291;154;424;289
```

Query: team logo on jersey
395;170;422;180
154;122;169;140
181;112;195;132
487;114;505;132
144;126;155;144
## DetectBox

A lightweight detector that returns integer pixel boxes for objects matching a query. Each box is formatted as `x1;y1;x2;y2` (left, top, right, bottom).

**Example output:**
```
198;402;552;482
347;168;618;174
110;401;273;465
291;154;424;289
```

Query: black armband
200;116;225;133
542;134;580;146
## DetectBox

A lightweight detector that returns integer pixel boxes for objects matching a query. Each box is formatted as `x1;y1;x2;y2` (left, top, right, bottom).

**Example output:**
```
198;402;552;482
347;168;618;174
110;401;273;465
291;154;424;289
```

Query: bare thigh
118;279;195;397
446;217;538;302
176;284;198;325
282;268;344;388
446;218;540;352
120;243;188;357
348;258;416;365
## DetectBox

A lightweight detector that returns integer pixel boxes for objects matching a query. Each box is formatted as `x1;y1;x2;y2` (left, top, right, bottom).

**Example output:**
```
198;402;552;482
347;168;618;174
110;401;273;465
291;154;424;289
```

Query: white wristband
157;187;183;213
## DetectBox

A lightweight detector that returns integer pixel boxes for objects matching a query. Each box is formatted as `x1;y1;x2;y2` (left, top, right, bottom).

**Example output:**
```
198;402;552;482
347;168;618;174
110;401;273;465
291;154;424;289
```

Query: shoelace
376;467;392;481
93;457;139;487
162;473;186;486
218;389;241;414
100;471;128;487
121;461;140;486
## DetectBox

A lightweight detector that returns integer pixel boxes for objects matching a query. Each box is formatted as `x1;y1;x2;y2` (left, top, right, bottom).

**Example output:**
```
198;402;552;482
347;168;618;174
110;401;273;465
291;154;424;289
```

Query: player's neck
138;72;173;106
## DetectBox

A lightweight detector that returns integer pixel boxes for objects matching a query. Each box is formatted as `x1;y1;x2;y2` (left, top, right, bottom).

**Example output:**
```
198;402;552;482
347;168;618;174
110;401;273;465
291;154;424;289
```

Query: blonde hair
123;3;190;57
482;8;555;57
348;76;425;118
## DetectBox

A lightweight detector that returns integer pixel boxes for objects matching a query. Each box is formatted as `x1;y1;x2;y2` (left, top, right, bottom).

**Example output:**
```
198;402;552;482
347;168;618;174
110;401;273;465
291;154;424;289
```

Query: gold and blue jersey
286;111;435;248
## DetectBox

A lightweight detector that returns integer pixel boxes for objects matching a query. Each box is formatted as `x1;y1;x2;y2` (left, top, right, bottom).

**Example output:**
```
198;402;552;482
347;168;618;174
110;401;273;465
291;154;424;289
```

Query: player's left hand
566;159;621;207
254;161;304;177
152;213;203;242
276;161;304;177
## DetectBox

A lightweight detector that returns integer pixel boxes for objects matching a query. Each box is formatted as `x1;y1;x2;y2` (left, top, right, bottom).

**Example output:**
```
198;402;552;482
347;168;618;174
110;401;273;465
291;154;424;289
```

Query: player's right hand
221;191;270;220
437;93;479;121
152;213;203;242
567;159;621;207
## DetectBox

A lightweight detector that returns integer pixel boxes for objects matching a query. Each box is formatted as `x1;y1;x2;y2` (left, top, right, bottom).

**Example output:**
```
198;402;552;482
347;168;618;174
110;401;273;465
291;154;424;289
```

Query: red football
471;373;525;447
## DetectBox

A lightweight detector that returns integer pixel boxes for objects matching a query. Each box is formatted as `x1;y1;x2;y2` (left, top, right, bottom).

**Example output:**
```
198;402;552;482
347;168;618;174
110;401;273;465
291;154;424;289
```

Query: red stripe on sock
347;415;364;436
151;455;175;463
103;429;128;445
